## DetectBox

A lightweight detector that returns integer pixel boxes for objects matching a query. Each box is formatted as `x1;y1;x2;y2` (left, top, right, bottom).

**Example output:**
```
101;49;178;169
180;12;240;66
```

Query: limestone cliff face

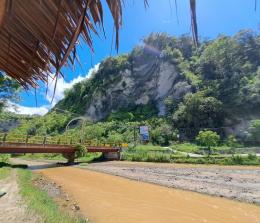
0;119;21;132
83;54;192;121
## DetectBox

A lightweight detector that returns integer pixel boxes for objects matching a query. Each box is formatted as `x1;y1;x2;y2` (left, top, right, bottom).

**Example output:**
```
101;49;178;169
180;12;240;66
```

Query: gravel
85;161;260;204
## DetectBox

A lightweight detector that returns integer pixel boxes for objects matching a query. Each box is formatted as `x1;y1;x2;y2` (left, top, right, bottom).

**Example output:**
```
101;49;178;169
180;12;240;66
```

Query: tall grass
122;151;260;166
172;143;199;153
14;152;101;163
131;144;170;151
122;151;171;163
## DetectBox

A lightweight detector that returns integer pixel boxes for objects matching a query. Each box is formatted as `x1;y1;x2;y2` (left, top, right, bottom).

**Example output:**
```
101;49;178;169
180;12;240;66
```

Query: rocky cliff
55;36;194;120
85;59;192;121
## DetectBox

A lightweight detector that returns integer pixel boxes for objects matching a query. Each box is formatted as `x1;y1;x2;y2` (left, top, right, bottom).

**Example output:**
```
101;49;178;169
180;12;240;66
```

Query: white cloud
5;63;100;116
46;63;100;106
6;102;50;116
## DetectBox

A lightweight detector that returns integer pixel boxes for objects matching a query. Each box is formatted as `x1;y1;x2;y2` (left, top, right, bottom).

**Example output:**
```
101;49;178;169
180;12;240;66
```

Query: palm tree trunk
190;0;199;47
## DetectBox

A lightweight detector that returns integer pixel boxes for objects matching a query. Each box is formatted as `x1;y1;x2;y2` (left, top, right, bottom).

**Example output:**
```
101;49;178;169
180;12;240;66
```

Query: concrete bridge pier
103;151;121;160
63;152;76;164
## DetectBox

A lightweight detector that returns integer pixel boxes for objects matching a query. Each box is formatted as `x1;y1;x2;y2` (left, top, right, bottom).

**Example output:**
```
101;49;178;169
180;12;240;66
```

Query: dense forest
3;30;260;146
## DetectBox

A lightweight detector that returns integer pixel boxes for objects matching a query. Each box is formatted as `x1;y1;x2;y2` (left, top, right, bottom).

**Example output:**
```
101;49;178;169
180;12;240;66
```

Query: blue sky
10;0;260;115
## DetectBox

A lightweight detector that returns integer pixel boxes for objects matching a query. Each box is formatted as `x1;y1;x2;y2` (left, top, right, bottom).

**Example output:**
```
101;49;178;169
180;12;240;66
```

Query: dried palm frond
0;0;197;89
0;0;126;89
190;0;198;47
1;0;256;89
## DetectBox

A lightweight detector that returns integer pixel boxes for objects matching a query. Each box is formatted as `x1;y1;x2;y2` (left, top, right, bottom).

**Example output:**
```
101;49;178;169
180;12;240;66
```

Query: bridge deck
0;134;124;163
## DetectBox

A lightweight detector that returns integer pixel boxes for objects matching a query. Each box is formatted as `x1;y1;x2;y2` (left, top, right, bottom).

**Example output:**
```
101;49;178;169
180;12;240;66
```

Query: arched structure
65;116;90;143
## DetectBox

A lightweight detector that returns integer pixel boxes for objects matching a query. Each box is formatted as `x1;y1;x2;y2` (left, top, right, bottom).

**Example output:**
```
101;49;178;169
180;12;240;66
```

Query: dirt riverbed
85;161;260;204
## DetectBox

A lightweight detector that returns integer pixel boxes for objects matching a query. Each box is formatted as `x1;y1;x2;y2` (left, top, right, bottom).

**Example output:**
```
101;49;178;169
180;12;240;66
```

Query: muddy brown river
39;166;260;223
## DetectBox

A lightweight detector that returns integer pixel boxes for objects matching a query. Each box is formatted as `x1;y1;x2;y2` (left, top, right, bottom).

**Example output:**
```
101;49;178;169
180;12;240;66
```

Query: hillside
54;31;260;137
6;30;260;143
0;112;32;132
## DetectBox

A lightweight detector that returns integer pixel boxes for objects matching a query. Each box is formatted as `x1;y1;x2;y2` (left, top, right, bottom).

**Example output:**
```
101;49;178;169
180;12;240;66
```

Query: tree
162;47;183;65
164;97;177;115
84;124;106;141
238;67;260;107
150;123;177;146
0;72;20;112
196;130;220;155
172;92;223;138
226;135;239;148
197;31;260;106
107;131;124;144
249;120;260;143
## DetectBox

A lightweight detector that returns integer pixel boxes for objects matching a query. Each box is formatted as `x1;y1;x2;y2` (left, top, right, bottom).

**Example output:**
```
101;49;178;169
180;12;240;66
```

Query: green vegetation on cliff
3;30;260;148
56;30;260;135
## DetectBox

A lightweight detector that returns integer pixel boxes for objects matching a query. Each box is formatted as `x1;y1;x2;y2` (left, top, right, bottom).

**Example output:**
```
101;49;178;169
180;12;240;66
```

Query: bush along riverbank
121;151;260;166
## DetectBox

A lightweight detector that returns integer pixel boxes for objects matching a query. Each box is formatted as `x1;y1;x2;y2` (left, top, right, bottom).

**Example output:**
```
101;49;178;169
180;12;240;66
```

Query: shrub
196;130;220;155
248;154;257;160
146;153;171;163
231;155;243;165
150;123;177;146
75;144;87;158
0;154;10;163
174;143;199;153
226;135;239;148
107;131;124;144
249;120;260;143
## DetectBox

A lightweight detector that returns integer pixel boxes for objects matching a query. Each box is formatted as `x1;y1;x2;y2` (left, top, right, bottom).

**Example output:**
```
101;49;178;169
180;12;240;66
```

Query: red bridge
0;134;126;164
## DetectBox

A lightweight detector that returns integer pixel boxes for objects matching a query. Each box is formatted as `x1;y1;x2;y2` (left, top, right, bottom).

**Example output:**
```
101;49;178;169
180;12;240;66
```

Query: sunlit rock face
84;53;192;121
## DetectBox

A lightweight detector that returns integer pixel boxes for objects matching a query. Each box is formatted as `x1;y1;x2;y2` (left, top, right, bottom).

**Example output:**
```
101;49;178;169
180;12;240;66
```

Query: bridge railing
0;133;128;148
0;133;75;146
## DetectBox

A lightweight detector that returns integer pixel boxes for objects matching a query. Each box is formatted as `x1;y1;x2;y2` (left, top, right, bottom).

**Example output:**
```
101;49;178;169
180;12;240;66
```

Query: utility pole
134;126;137;147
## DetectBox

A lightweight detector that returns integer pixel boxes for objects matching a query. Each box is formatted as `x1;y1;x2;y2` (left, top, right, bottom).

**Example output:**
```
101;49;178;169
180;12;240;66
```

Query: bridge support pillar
67;153;75;165
103;152;120;160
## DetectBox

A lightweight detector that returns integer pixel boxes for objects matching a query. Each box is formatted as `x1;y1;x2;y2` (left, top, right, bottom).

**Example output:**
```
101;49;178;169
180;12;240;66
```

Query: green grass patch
0;154;11;163
171;155;260;165
77;153;102;162
130;144;170;152
122;151;172;163
122;151;260;166
123;144;173;163
12;154;67;161
211;145;233;154
0;160;27;181
18;169;87;223
13;152;102;163
172;143;233;155
0;167;11;180
172;143;199;153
